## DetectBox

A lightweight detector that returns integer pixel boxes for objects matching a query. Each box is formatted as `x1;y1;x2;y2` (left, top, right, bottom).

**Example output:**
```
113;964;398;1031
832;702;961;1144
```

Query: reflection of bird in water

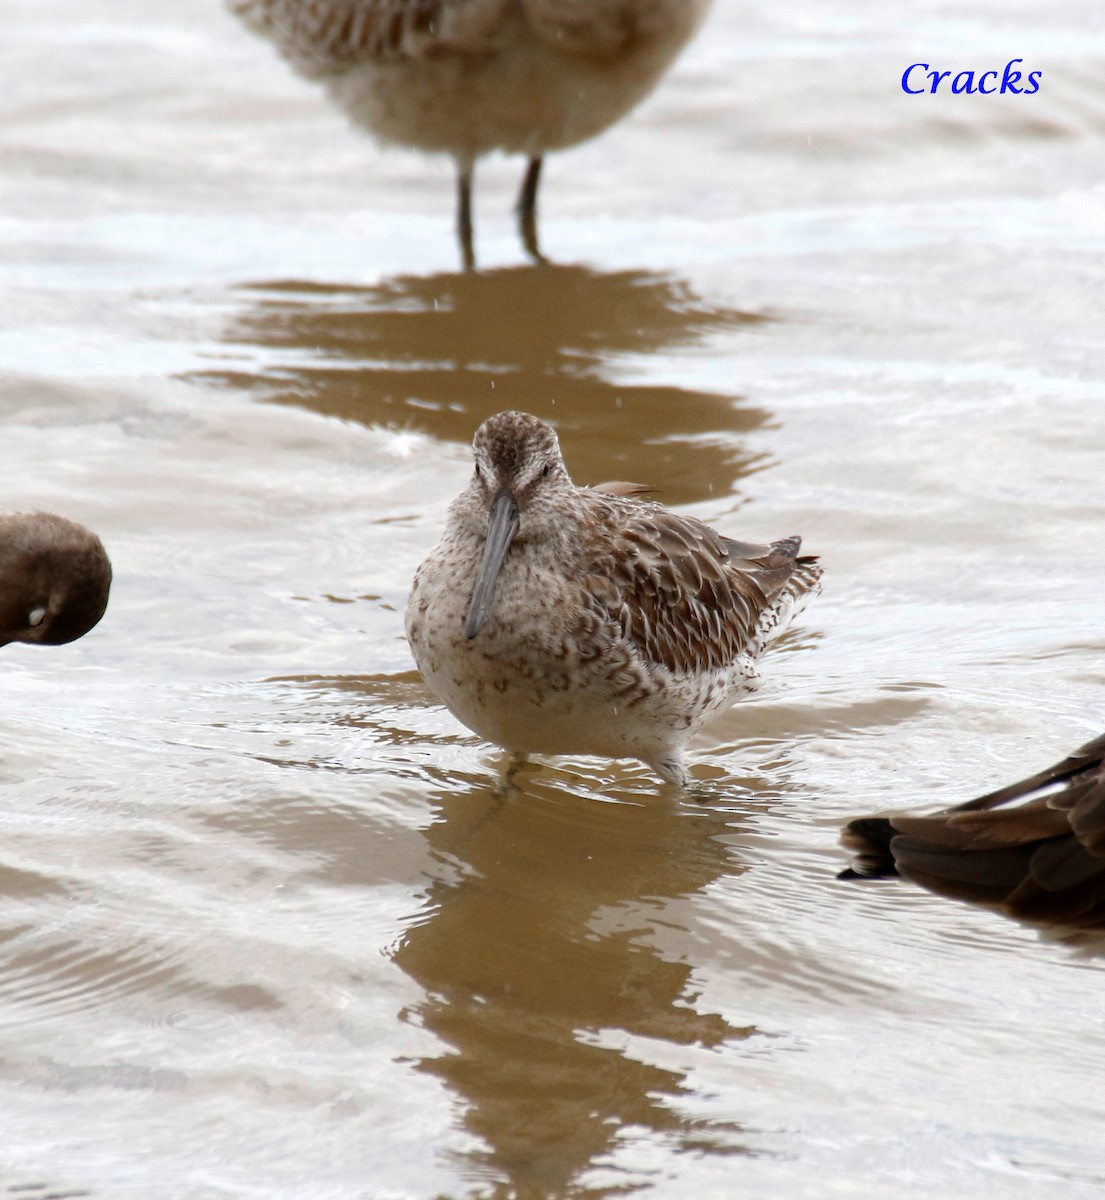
208;265;771;505
0;513;111;647
390;775;754;1194
841;732;1105;927
406;411;822;787
228;0;713;268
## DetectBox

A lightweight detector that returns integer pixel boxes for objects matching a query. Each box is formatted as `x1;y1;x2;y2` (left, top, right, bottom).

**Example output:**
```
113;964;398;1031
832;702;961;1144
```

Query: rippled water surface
3;1;1105;1197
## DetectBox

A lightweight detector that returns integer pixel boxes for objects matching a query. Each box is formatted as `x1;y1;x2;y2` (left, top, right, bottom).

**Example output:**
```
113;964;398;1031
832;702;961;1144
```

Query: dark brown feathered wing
840;732;1105;927
228;0;457;72
580;494;817;675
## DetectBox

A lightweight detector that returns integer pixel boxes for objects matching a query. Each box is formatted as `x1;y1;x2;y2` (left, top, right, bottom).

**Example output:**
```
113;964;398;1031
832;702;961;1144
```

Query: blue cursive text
901;59;1041;95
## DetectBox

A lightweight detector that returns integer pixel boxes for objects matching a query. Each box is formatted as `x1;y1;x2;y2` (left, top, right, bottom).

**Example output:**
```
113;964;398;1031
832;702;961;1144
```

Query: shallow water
2;1;1105;1197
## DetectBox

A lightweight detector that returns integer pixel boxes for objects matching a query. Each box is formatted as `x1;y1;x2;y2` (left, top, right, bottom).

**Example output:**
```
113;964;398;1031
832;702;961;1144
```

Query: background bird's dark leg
492;752;530;797
456;161;475;271
516;155;546;263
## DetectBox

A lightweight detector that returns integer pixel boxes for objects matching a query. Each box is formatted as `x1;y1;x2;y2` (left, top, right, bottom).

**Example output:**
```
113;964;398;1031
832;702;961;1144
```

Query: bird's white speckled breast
406;531;752;762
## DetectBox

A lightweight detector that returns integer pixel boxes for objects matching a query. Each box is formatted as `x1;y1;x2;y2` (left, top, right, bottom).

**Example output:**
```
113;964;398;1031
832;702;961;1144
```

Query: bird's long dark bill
464;490;520;639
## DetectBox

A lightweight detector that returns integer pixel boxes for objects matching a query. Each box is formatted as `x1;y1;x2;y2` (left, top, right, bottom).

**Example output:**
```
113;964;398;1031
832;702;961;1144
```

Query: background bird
406;410;822;787
840;732;1105;927
0;512;112;648
229;0;714;268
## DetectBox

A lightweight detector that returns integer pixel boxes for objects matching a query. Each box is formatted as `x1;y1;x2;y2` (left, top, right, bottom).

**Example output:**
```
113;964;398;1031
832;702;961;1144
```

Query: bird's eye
474;464;483;481
541;463;551;478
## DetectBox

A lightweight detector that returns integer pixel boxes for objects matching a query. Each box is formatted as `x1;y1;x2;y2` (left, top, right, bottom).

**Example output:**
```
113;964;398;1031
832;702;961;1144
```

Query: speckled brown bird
0;512;112;648
228;0;714;268
405;410;822;786
840;732;1105;927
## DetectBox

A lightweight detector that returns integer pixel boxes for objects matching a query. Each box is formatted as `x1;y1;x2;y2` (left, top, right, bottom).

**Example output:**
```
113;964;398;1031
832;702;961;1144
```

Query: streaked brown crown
472;410;565;483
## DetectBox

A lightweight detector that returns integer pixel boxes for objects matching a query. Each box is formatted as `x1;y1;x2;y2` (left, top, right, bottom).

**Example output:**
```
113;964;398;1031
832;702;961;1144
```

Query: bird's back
577;488;821;679
229;0;495;76
230;0;711;74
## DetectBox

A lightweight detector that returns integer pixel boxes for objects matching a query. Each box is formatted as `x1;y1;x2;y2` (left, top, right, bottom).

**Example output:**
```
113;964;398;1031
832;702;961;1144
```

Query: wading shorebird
405;411;822;787
228;0;714;269
840;732;1105;927
0;513;112;648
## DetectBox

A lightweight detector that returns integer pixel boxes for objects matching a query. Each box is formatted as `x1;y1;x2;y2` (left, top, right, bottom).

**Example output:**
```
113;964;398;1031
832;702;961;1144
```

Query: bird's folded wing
581;504;797;674
229;0;510;73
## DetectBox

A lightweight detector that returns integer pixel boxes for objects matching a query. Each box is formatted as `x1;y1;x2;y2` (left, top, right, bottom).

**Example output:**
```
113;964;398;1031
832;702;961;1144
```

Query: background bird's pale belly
327;7;708;158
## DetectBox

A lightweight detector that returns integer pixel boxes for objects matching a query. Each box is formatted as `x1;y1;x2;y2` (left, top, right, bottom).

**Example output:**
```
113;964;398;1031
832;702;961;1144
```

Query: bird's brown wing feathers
580;495;806;675
841;734;1105;926
229;0;506;72
232;0;703;73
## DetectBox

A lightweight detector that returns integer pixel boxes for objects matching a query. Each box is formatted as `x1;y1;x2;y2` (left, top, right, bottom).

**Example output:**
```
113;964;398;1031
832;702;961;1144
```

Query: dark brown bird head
0;512;112;648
